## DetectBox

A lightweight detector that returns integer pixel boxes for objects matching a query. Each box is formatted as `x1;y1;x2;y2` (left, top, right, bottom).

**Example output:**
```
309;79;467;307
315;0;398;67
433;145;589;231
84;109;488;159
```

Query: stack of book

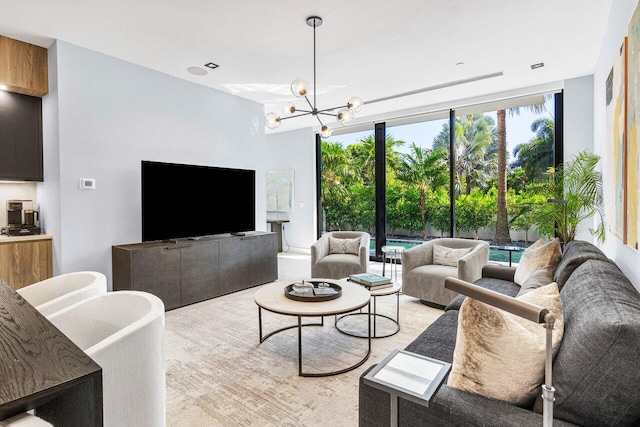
349;273;393;289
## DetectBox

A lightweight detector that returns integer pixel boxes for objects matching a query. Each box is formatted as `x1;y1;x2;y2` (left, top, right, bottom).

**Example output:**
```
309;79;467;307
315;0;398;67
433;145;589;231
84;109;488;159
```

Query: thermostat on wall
79;178;96;190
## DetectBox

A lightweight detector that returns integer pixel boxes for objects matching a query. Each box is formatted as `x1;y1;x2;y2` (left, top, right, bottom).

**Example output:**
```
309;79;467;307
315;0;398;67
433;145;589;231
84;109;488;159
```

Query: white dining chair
46;291;166;427
17;271;107;316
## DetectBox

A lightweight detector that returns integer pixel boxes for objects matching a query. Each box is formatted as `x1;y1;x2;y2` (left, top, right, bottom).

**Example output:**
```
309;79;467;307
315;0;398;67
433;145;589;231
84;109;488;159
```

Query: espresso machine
2;200;41;236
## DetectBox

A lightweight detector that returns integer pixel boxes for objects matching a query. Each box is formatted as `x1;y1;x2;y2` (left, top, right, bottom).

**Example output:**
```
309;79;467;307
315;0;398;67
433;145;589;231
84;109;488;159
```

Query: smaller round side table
336;282;401;339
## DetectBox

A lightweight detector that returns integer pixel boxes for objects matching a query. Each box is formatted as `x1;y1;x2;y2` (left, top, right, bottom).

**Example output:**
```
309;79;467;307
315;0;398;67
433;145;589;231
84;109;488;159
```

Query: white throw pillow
447;282;564;407
328;237;361;255
513;238;562;286
433;244;472;267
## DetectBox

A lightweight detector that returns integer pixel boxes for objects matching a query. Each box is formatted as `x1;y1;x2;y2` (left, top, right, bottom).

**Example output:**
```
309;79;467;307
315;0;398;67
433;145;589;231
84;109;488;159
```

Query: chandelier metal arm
315;104;347;114
278;111;313;121
303;95;315;112
317;111;337;117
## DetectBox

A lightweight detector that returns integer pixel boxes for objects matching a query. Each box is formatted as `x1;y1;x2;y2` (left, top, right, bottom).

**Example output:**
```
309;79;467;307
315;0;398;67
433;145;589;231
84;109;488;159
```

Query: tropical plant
432;114;497;196
396;144;448;237
455;190;494;239
532;150;605;243
511;118;555;182
494;101;549;244
346;134;405;184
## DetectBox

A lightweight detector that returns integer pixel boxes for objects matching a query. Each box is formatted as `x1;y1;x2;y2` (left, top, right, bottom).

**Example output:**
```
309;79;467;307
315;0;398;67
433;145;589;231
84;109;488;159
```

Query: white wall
563;75;597;243
593;0;640;289
265;127;316;250
42;41;267;289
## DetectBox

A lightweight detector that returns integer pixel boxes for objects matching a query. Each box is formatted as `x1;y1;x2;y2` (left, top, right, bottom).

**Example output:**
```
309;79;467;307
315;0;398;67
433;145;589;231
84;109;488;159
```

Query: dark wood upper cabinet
0;91;43;181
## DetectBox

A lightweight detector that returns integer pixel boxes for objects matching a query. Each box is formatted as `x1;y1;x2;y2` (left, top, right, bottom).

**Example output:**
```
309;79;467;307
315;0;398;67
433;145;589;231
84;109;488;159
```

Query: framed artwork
266;170;294;212
628;6;640;251
605;38;627;243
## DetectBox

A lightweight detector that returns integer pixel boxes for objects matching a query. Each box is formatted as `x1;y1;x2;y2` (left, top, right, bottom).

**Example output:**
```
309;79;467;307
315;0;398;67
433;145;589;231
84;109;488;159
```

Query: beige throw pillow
447;282;564;407
328;237;361;255
513;238;562;286
433;245;473;267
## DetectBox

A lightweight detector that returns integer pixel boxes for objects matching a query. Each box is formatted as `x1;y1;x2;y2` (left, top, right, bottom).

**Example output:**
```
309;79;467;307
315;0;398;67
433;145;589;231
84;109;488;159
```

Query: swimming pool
370;238;522;264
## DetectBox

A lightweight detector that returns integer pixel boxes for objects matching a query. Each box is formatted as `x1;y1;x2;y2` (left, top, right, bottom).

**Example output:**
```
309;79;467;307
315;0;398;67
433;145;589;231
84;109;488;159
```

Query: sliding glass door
317;92;562;265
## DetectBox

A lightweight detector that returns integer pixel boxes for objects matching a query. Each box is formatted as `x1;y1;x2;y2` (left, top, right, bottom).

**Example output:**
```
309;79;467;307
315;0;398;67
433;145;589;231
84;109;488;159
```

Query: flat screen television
141;160;255;241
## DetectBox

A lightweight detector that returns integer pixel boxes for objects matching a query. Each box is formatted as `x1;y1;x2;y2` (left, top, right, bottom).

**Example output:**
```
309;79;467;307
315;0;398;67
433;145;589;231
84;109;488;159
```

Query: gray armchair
311;231;370;279
402;238;489;307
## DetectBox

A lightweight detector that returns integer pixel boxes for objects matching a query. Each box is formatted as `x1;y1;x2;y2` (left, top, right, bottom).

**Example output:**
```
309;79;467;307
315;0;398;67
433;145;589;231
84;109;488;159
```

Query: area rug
165;282;443;426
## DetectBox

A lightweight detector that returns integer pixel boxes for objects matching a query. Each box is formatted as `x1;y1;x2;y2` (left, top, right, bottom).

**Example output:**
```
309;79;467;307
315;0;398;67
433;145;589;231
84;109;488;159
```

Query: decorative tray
284;279;342;302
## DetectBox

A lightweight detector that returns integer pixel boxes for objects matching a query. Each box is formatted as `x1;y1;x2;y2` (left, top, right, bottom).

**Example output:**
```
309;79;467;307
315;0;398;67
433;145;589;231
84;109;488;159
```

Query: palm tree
494;101;548;244
433;114;496;196
511;118;555;182
346;134;405;184
396;144;448;236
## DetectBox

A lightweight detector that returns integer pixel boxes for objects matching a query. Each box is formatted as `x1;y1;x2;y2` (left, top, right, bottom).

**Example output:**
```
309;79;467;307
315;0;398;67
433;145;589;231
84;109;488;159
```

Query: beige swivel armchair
311;231;370;279
402;238;489;307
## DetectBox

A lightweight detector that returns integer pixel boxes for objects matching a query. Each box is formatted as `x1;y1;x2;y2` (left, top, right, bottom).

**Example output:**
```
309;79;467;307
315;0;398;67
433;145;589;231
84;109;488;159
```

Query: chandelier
264;16;363;138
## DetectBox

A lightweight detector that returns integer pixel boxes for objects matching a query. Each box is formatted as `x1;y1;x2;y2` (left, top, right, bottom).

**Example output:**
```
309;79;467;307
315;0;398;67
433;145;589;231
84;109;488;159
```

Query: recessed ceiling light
204;62;219;70
187;67;208;76
531;62;544;70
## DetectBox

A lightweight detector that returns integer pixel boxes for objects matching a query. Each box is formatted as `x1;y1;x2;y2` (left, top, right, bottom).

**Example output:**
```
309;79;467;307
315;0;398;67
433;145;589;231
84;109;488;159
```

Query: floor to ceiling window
317;92;561;265
319;126;376;251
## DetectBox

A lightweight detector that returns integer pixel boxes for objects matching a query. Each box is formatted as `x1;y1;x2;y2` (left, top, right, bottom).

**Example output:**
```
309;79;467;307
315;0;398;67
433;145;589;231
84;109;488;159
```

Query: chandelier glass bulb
291;78;310;97
320;125;333;138
337;108;354;126
347;96;363;112
265;112;281;129
282;102;296;116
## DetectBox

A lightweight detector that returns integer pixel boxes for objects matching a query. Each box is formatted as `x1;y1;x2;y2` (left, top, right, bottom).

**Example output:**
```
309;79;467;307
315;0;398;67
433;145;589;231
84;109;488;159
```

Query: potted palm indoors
534;150;606;245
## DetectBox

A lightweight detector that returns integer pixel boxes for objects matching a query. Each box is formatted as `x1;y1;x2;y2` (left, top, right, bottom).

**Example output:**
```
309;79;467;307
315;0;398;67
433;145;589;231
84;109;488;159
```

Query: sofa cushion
433;245;472;267
517;267;554;296
539;259;640;426
447;283;564;407
405;310;459;365
514;238;562;285
328;237;360;255
553;239;610;290
445;277;520;312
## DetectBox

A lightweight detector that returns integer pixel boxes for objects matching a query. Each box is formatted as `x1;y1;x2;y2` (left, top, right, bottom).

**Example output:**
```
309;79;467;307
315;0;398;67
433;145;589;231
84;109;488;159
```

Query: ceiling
0;1;613;134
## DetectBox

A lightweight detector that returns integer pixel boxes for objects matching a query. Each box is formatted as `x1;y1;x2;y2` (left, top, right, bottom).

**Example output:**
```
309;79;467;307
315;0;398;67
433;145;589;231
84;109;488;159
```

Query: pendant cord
313;21;317;111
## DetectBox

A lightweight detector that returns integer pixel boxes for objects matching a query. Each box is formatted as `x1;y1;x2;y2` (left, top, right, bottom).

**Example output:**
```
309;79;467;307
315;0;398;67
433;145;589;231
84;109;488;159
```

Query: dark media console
112;231;278;310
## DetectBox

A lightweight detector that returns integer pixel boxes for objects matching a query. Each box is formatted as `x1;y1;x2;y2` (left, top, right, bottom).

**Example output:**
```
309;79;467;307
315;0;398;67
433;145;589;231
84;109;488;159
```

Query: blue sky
327;98;555;162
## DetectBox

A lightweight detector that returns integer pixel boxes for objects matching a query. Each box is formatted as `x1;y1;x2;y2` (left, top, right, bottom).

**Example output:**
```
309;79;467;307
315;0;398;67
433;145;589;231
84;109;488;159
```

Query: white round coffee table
254;278;371;377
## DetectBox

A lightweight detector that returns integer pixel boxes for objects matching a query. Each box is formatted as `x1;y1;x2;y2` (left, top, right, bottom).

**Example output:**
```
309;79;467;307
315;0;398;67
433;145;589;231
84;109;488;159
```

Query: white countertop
0;234;52;243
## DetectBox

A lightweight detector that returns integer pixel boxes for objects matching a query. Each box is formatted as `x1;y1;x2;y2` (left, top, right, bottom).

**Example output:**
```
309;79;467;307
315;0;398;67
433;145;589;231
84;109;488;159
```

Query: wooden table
0;279;103;426
254;278;371;377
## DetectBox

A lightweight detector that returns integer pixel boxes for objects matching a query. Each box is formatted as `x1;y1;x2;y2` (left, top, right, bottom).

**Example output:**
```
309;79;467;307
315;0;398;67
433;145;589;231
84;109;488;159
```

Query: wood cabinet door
218;238;252;295
251;234;278;285
132;245;181;310
180;242;219;305
0;240;52;290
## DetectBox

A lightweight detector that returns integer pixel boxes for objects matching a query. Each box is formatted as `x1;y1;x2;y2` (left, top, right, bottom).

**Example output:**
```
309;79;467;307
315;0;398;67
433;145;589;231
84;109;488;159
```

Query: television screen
142;160;255;241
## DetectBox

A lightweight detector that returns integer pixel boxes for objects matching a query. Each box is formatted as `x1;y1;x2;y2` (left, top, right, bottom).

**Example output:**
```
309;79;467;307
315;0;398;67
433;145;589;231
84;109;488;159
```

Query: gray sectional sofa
359;240;640;426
